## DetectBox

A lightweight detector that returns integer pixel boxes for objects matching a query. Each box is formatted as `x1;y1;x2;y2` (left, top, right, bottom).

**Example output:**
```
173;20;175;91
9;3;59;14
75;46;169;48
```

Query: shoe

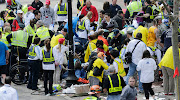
77;78;83;83
164;93;168;95
46;94;50;96
138;90;144;94
50;93;56;96
32;88;40;91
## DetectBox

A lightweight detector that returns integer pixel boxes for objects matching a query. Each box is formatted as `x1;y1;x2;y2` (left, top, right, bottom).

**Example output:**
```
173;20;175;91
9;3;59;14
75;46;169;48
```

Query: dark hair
0;11;5;19
34;10;40;16
96;40;104;49
98;30;104;35
5;76;11;84
100;10;105;14
103;1;110;11
142;50;151;59
136;33;142;39
124;38;130;45
30;19;36;28
0;31;1;35
117;10;123;15
33;37;40;45
44;39;51;52
146;0;151;4
62;28;67;32
105;13;110;17
79;14;84;19
127;32;132;36
88;32;98;40
110;49;119;58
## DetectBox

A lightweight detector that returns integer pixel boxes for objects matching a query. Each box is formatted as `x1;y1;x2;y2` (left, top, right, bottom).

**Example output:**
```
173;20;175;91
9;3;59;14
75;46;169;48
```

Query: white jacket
137;58;157;83
28;44;42;60
53;44;68;65
0;84;18;100
24;11;35;27
126;39;147;65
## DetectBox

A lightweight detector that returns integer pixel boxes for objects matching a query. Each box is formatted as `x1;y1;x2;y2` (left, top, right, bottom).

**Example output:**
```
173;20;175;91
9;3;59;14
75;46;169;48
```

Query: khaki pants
53;65;62;84
161;66;174;94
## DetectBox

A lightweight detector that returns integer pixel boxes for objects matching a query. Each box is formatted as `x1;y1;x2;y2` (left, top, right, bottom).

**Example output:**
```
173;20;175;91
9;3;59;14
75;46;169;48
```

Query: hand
6;59;9;65
55;62;59;66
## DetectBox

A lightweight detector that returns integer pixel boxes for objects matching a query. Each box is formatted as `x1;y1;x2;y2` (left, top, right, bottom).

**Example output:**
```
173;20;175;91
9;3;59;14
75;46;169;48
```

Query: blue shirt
64;16;79;37
0;41;8;66
110;4;122;18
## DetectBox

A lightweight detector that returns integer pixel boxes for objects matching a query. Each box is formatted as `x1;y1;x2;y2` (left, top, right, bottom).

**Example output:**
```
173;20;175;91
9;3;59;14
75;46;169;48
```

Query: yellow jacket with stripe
89;58;109;83
84;39;108;62
133;26;148;45
159;46;180;70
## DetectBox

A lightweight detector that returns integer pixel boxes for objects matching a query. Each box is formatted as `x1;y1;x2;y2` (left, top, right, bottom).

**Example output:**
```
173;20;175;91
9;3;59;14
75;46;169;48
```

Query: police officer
34;20;51;47
6;23;30;65
103;65;126;100
125;0;142;24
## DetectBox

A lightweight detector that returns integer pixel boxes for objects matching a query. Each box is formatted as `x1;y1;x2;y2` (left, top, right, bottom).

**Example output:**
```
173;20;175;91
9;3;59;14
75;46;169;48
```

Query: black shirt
31;0;44;11
145;5;153;23
104;74;126;95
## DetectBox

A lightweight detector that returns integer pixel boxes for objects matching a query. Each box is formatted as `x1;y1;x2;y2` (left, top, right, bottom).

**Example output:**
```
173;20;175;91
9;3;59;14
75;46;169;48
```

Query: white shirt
0;18;4;28
0;84;18;100
137;58;157;83
77;17;93;39
113;58;121;73
28;44;42;60
54;3;68;22
24;11;35;27
126;39;147;65
41;47;55;70
53;44;69;65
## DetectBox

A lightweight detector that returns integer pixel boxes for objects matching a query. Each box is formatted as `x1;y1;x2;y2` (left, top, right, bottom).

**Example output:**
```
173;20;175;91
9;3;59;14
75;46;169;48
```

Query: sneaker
138;90;144;94
46;94;50;96
77;78;83;83
168;93;175;95
164;93;168;95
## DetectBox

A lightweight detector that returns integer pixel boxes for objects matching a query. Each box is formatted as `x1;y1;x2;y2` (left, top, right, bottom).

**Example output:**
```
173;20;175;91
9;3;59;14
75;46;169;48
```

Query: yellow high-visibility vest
127;1;142;17
114;59;126;77
57;3;67;16
108;74;122;93
35;26;50;41
42;47;55;64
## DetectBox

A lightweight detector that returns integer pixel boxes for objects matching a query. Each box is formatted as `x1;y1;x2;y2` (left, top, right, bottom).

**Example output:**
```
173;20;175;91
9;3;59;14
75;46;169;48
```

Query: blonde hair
4;26;11;33
86;11;93;20
57;43;62;52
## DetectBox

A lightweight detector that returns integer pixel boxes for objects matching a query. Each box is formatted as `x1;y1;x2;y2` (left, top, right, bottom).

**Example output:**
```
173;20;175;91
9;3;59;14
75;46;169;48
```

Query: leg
49;70;54;94
148;83;155;98
81;68;86;79
161;66;169;94
143;83;150;99
0;65;7;83
32;61;40;90
43;70;48;94
27;60;33;89
75;69;81;78
126;62;136;84
137;70;143;91
53;65;61;84
166;67;175;93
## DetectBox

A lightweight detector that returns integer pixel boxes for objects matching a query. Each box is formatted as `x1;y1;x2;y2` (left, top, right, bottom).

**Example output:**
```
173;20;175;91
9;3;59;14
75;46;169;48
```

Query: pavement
0;0;177;100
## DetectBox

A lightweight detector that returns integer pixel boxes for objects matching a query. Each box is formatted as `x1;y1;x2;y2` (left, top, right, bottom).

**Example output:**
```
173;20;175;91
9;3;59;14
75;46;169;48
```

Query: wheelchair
9;47;29;85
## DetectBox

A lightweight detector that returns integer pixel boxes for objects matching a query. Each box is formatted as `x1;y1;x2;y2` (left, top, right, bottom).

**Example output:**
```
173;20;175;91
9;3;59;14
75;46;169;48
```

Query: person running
137;50;157;100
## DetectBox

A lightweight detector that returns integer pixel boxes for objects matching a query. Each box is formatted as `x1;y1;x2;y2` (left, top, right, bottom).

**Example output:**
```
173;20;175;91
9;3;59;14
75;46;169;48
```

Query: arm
6;34;13;44
52;9;55;25
84;45;90;62
35;46;42;60
120;86;129;100
125;10;130;25
101;59;109;70
6;50;9;64
113;20;119;28
136;61;141;71
12;20;17;31
85;19;92;31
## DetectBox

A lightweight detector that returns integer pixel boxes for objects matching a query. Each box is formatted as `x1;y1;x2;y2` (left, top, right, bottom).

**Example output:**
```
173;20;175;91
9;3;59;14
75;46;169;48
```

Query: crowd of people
0;0;179;100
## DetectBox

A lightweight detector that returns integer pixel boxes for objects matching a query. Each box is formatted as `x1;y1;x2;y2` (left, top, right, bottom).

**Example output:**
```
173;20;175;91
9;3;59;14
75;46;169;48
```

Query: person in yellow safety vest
6;0;21;10
4;8;15;25
50;28;67;47
133;22;148;45
0;26;11;48
96;10;105;31
77;0;85;11
103;65;126;100
54;0;68;27
84;85;102;100
88;52;108;86
24;20;37;43
158;43;180;95
34;20;50;47
110;49;126;77
84;33;108;62
125;0;142;19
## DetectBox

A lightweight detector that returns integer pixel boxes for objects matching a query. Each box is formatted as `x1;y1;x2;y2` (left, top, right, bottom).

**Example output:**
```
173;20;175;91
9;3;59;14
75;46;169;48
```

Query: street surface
0;0;176;100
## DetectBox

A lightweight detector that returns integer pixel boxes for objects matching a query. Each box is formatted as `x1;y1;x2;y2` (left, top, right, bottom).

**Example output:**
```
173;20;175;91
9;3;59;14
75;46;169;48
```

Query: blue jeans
107;94;121;100
126;62;143;91
61;68;86;79
74;37;88;47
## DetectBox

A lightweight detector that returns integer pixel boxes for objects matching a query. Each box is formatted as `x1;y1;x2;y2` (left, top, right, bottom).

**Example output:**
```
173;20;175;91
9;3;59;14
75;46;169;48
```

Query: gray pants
53;65;62;84
162;66;174;93
89;76;100;86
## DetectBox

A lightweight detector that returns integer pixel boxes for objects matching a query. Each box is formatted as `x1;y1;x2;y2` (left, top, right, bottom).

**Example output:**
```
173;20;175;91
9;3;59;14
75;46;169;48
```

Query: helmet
89;85;101;94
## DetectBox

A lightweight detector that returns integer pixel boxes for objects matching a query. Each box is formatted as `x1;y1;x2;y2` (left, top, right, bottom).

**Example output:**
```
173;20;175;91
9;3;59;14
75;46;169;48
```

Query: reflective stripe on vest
147;6;154;19
36;26;50;41
83;96;97;100
78;18;88;31
78;0;84;10
148;46;157;52
114;60;126;77
161;11;164;19
28;45;37;59
127;1;142;17
12;0;17;6
57;3;67;16
42;47;55;64
108;74;122;93
119;47;126;59
12;30;28;47
108;32;114;39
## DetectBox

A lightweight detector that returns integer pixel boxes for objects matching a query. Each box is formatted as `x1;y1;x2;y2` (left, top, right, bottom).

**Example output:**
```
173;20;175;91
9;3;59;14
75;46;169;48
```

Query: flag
173;67;179;78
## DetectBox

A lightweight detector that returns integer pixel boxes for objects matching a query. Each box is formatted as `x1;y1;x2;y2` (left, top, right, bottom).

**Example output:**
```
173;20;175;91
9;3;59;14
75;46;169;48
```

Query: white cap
17;10;23;14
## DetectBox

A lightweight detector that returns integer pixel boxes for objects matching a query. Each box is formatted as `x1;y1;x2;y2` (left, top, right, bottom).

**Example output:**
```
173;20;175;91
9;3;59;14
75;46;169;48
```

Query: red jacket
81;5;98;22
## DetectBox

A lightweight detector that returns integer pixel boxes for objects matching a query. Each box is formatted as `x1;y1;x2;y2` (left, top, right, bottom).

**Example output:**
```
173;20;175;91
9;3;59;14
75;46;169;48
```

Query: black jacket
31;0;44;11
112;14;123;30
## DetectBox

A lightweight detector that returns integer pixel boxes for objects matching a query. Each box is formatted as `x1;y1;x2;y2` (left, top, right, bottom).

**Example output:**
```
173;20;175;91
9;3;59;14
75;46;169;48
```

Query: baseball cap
17;10;23;14
58;38;65;44
46;0;50;5
28;6;36;11
113;29;119;36
36;20;44;26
